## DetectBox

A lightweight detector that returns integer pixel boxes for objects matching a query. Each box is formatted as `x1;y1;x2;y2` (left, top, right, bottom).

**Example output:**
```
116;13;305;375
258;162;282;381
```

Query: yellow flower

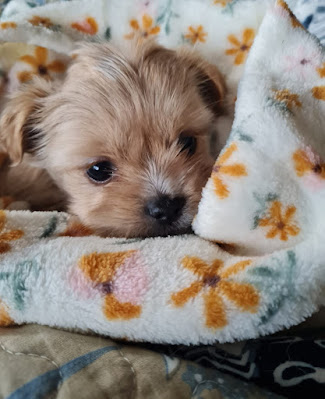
273;89;302;110
213;0;231;6
71;17;98;35
317;62;325;78
171;257;258;328
277;0;303;29
28;16;53;28
0;22;16;29
59;220;93;237
259;201;300;241
125;14;160;40
225;28;255;65
312;86;325;101
0;300;14;327
293;149;325;179
79;251;142;320
0;210;23;254
184;25;207;44
212;142;247;199
17;46;66;83
311;61;325;105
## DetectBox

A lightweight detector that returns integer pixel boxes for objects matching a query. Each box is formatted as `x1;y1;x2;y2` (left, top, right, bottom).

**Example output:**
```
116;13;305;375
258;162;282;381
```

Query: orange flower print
273;89;302;110
17;46;66;83
213;0;231;6
184;25;207;44
0;210;23;254
125;14;160;40
71;17;98;35
0;22;16;29
79;251;147;320
312;86;325;101
317;62;325;78
258;201;300;241
212;143;247;199
0;300;14;327
171;257;258;328
293;149;325;179
28;16;53;28
312;62;325;101
59;220;93;237
277;0;303;29
226;28;255;65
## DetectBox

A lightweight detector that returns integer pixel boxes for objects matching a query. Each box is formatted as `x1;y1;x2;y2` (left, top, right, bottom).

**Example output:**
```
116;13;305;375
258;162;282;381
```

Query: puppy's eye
86;161;115;183
178;134;197;156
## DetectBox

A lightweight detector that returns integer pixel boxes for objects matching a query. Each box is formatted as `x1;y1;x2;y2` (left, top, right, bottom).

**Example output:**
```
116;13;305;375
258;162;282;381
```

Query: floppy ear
196;62;226;116
177;49;226;117
0;78;55;166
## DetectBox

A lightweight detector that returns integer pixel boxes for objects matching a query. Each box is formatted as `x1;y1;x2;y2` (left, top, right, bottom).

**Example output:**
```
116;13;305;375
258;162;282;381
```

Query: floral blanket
0;0;325;347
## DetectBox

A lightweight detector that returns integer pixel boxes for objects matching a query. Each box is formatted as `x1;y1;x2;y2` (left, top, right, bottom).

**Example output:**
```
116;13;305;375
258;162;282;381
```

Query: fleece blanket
0;0;325;345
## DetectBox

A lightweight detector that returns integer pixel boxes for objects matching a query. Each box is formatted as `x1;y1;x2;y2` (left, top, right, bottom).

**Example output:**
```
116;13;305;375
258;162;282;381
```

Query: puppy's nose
145;195;186;224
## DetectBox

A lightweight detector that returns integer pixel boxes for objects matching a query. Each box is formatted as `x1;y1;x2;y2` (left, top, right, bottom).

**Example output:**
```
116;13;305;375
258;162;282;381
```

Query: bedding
147;327;325;398
0;0;324;365
0;324;283;399
0;1;325;398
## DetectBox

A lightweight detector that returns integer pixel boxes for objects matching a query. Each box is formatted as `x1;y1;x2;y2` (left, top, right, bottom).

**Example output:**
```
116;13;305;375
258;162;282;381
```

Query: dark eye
178;134;197;156
86;161;115;183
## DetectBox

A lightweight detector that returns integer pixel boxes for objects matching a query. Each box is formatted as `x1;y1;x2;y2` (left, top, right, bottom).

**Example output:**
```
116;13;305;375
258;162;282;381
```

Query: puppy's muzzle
145;195;186;225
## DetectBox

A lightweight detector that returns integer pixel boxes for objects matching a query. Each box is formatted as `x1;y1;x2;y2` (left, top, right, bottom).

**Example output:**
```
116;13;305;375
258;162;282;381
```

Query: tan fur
0;39;225;237
0;158;66;211
0;79;65;210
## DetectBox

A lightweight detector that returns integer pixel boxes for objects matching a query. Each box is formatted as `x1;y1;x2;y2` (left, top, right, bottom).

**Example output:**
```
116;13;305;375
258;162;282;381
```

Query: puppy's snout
145;195;186;224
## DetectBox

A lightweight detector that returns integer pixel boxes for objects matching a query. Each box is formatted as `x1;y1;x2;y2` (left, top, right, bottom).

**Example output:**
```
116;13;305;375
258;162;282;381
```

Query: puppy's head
0;40;225;237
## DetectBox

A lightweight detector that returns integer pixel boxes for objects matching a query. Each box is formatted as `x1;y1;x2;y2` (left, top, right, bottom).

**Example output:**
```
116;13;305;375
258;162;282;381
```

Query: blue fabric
7;345;118;399
312;4;325;43
292;0;325;44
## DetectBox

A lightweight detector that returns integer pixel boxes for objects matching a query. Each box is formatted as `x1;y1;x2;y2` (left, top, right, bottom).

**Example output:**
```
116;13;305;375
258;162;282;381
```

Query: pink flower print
141;0;152;9
113;251;148;305
303;173;325;192
68;266;99;300
293;146;325;192
284;46;321;80
78;250;147;320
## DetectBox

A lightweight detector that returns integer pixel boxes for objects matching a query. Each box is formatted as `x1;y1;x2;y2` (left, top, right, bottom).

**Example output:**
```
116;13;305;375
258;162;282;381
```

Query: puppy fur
0;39;226;237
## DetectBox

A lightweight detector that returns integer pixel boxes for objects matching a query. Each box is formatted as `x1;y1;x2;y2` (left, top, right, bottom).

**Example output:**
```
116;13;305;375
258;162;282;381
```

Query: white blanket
0;0;324;345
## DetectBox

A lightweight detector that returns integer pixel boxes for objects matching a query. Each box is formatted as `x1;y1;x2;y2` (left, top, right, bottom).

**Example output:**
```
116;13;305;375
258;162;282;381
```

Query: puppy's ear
196;63;226;116
0;78;55;166
177;49;226;117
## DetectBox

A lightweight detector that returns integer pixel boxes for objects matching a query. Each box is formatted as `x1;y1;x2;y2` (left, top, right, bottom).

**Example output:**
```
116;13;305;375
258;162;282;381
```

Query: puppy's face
0;41;225;237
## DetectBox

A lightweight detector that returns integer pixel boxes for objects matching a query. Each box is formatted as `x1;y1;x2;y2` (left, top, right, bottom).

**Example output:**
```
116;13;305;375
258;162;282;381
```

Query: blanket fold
0;0;324;345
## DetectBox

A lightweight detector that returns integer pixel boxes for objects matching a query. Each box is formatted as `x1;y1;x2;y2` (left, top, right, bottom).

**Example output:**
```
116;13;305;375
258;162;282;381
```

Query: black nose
145;195;186;224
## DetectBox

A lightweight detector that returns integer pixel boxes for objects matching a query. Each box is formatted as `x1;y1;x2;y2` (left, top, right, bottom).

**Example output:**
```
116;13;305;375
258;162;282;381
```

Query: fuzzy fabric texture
0;0;324;345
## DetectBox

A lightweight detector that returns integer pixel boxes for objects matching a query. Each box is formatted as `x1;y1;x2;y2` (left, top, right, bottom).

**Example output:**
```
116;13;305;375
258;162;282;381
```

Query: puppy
0;39;226;237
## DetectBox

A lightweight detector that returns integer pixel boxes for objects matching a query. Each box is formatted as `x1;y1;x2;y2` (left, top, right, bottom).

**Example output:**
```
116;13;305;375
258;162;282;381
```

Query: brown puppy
0;39;225;237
